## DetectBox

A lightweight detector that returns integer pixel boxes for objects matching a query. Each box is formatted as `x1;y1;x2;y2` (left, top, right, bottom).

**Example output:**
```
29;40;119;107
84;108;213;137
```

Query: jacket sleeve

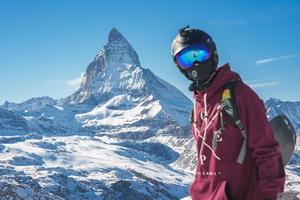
236;83;285;200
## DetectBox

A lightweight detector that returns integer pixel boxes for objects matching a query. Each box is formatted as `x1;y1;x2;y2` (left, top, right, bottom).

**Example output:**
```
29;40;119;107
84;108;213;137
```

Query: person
171;26;285;200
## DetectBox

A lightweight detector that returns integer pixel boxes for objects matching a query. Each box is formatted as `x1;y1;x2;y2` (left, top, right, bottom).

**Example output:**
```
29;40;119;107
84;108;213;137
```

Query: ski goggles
175;44;211;69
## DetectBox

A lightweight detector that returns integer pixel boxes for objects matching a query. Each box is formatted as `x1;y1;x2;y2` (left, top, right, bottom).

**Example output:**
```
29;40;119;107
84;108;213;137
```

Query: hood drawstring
193;93;221;165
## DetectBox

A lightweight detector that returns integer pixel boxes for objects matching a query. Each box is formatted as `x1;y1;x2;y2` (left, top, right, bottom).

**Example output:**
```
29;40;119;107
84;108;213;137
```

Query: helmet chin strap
189;70;217;92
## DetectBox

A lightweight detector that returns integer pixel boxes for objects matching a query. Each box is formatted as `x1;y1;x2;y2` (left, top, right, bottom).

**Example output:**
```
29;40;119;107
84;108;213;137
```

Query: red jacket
189;64;285;200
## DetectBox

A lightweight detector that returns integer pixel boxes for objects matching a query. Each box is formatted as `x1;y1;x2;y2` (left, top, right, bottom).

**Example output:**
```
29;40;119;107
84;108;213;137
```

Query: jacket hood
193;63;241;102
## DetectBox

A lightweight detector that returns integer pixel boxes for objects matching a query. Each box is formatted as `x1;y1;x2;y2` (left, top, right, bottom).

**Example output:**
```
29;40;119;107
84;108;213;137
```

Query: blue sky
0;0;300;104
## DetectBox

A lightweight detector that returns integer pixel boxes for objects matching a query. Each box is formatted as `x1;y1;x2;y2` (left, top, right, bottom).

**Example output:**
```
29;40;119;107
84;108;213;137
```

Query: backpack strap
221;80;247;164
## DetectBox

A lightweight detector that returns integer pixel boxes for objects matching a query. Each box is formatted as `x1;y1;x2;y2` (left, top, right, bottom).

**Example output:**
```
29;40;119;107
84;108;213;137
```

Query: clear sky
1;0;300;104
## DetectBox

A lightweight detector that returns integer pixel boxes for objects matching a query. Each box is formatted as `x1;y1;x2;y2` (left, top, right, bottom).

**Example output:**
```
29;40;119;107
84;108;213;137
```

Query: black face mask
185;58;215;81
182;58;216;91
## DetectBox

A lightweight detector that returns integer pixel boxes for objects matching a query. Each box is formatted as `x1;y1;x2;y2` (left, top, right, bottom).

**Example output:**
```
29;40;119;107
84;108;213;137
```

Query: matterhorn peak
108;27;128;43
105;27;140;66
91;27;141;67
61;28;143;105
61;27;192;127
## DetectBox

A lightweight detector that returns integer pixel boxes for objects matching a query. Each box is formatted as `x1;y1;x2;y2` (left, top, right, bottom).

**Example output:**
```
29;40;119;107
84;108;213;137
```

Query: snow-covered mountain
266;98;300;134
0;108;29;135
59;27;191;125
3;97;57;112
1;28;193;136
0;28;299;199
0;28;195;200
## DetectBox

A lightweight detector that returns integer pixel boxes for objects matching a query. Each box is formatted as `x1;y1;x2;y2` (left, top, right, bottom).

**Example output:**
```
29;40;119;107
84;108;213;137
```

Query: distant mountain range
0;28;299;199
266;98;300;134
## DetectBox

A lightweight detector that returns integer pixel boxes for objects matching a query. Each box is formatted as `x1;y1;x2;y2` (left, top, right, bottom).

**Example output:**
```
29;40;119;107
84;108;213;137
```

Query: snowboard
270;114;297;166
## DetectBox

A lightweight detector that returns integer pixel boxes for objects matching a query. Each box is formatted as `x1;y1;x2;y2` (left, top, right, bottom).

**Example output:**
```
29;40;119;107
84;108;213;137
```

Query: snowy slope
284;136;300;198
0;134;194;199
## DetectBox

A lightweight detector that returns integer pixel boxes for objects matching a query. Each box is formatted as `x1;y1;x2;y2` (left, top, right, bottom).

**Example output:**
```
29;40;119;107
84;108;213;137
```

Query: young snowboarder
171;26;285;200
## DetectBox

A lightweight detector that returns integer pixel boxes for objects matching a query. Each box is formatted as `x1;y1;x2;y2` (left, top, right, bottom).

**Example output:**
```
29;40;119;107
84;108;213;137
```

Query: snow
180;196;192;200
1;96;57;112
0;134;194;199
59;27;192;126
75;95;163;127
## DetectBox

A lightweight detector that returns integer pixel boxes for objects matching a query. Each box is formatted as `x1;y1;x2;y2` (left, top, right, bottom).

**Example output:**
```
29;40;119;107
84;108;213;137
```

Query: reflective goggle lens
175;44;211;69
